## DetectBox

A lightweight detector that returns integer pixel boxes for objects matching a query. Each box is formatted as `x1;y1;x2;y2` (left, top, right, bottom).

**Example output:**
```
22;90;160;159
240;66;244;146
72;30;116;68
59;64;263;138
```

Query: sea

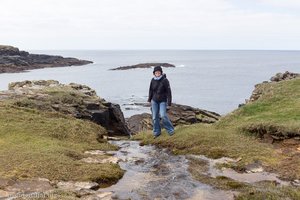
0;50;299;117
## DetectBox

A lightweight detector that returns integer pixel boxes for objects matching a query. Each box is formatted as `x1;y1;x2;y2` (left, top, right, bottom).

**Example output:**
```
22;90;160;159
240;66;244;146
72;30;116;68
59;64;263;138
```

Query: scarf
154;74;163;80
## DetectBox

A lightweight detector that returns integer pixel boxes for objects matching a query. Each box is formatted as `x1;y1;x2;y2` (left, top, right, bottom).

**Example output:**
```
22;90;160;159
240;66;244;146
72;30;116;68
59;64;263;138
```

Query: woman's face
154;71;162;77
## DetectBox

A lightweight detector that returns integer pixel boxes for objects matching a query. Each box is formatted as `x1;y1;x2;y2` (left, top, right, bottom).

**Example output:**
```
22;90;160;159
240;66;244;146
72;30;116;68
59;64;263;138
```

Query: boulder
126;103;221;134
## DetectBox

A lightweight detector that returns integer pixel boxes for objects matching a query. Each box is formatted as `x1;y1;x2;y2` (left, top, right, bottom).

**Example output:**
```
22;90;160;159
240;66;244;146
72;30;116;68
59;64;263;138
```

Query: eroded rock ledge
126;103;221;134
0;80;131;136
110;63;175;70
0;45;93;74
246;71;300;103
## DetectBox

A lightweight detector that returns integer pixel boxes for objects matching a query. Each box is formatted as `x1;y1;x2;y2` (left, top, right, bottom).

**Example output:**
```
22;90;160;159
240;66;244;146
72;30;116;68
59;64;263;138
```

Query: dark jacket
148;74;172;106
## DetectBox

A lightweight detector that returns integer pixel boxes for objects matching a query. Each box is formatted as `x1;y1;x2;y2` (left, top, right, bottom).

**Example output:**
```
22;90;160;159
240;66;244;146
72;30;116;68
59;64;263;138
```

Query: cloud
0;0;299;49
259;0;300;8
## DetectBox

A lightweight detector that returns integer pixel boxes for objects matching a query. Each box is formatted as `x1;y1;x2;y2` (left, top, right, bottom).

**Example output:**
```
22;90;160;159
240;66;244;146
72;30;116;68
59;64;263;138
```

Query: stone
245;162;264;173
291;179;300;187
5;179;53;193
81;157;120;164
56;181;99;191
270;71;300;82
126;103;221;134
84;150;107;156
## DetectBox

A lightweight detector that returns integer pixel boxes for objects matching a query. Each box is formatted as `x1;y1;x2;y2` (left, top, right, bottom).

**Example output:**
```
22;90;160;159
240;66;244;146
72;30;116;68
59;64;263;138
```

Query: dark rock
245;71;300;104
126;103;221;134
0;80;131;136
0;45;93;74
270;71;300;82
110;63;175;70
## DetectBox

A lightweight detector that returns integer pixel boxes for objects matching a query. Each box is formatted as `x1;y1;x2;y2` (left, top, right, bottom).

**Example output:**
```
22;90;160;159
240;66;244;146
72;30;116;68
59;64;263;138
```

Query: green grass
0;103;124;184
217;78;300;133
135;124;280;170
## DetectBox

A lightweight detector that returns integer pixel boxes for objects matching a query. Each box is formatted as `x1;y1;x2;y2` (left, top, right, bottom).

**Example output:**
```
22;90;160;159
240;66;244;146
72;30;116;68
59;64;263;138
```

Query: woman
148;66;175;138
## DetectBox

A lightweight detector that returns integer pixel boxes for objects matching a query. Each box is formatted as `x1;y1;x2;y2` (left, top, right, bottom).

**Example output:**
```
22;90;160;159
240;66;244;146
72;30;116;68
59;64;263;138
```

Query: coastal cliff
0;45;93;73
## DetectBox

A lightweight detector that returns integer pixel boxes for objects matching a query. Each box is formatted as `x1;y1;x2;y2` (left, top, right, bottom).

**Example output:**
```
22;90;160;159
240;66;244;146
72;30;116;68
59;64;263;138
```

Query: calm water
0;50;299;117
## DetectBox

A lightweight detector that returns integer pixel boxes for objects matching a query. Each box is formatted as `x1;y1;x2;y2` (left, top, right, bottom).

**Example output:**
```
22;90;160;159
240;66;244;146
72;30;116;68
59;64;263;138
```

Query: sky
1;0;300;50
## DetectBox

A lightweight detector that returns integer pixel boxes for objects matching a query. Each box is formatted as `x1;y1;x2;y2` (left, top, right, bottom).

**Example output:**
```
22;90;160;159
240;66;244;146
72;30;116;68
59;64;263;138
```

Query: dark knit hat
153;66;163;74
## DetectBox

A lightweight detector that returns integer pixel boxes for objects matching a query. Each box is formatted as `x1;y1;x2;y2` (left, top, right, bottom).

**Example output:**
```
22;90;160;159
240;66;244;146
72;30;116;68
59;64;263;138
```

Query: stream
98;140;235;200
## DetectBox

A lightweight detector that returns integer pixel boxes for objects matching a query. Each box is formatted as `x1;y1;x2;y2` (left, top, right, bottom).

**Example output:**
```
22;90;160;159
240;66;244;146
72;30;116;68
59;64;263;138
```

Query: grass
217;78;300;134
0;103;124;184
136;124;280;171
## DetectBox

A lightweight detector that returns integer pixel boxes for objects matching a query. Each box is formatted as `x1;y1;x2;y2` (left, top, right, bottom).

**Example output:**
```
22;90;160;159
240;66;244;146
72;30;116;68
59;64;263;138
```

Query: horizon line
28;49;300;51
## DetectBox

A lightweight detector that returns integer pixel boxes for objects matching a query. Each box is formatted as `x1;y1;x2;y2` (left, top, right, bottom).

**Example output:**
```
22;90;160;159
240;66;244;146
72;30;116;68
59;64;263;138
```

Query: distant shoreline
0;45;93;74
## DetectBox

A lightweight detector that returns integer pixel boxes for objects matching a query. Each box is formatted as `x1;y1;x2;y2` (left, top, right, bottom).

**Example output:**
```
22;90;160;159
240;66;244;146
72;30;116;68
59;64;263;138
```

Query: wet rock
103;136;122;141
84;150;116;156
291;179;300;187
74;189;96;198
245;162;264;173
82;191;113;200
57;181;99;191
81;157;120;164
0;45;93;74
110;63;175;70
126;103;221;134
1;80;131;136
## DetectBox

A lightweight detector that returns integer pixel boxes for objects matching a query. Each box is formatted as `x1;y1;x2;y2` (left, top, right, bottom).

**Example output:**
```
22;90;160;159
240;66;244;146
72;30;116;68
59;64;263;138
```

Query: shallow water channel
99;140;235;200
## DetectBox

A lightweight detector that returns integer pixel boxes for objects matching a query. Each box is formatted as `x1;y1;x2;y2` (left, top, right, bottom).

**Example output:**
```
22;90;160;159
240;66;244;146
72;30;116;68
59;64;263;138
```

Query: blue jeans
151;100;174;136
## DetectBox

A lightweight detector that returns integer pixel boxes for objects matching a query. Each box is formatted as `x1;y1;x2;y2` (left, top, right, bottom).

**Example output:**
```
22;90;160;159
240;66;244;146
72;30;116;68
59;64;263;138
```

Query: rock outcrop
270;71;300;82
110;63;175;70
0;45;93;73
246;71;300;104
0;80;131;136
126;103;221;134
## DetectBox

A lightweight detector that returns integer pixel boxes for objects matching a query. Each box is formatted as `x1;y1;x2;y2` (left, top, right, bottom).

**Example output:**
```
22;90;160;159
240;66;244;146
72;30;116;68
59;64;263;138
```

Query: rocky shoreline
0;80;131;136
0;45;92;74
0;72;299;199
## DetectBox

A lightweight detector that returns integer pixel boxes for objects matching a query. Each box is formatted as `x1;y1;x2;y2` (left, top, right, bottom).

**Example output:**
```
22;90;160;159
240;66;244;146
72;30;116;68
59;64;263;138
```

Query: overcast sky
1;0;300;50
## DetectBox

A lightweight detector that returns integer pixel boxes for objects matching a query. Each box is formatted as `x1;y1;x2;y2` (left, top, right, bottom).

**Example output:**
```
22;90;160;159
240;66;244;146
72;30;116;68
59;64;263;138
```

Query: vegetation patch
0;103;124;184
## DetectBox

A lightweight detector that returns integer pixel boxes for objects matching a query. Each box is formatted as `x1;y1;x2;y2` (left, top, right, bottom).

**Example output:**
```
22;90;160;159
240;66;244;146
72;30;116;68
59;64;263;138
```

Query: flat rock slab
82;191;113;200
57;181;99;191
4;179;53;193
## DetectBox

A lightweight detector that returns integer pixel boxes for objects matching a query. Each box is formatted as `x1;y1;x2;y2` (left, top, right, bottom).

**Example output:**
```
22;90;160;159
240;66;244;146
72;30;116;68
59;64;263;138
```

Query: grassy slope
0;103;124;184
135;78;300;199
218;78;300;133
